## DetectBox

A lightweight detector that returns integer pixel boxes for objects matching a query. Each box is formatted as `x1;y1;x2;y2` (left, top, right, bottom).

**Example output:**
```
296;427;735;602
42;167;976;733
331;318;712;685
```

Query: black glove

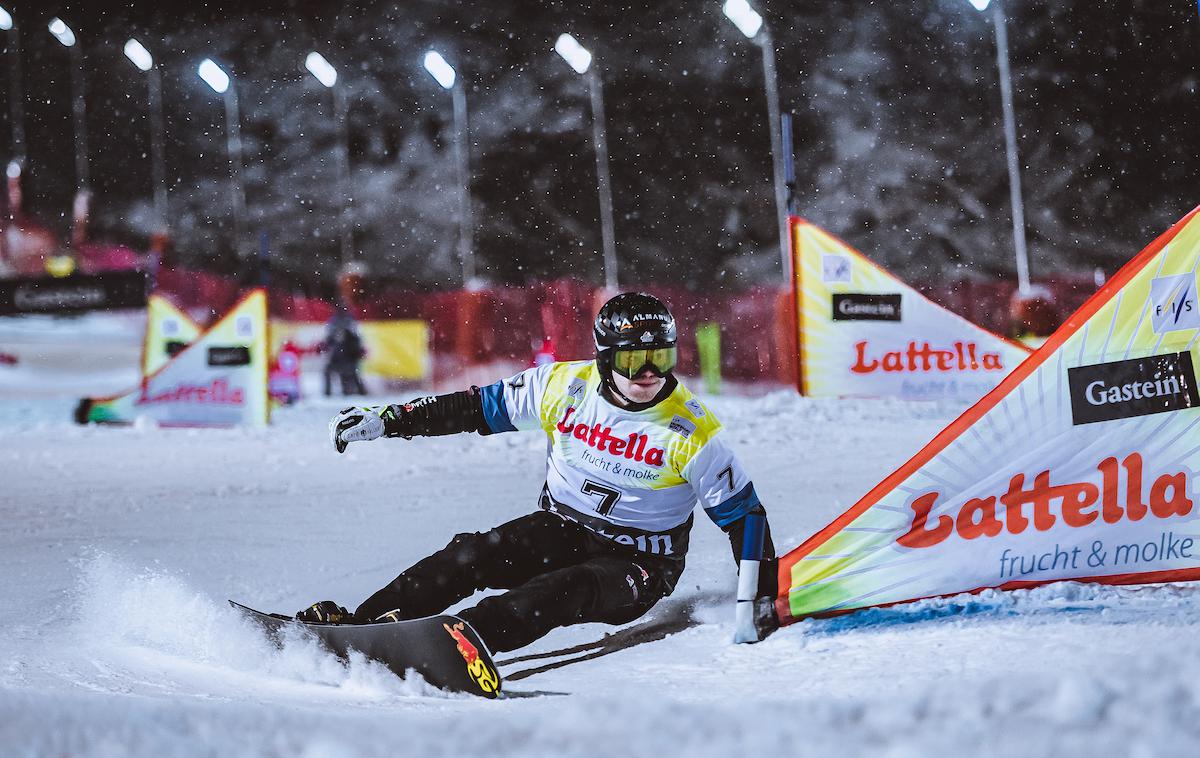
752;596;780;641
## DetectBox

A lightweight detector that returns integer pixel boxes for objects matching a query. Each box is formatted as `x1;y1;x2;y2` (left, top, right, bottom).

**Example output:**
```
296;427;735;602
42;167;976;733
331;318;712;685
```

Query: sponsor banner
0;270;146;316
777;205;1200;625
360;320;430;380
1068;352;1199;425
831;293;902;322
81;289;269;427
142;294;202;376
208;346;251;366
791;219;1030;401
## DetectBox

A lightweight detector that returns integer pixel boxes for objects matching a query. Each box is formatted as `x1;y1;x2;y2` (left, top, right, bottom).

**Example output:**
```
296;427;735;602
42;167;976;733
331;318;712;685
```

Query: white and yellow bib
478;361;760;557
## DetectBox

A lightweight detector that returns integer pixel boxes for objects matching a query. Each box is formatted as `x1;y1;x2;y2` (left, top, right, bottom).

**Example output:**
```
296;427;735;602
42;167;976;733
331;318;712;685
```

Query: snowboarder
305;292;779;653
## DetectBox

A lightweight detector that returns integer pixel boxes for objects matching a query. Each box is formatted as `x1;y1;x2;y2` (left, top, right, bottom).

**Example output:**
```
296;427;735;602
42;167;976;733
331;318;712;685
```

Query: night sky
2;1;1196;290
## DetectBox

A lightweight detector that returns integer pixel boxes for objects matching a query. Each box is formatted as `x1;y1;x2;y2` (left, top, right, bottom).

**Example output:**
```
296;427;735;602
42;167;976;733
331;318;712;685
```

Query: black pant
324;363;366;396
355;512;683;653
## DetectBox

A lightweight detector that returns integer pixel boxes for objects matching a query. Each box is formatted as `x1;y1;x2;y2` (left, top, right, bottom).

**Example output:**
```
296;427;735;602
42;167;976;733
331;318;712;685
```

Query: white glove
330;406;386;454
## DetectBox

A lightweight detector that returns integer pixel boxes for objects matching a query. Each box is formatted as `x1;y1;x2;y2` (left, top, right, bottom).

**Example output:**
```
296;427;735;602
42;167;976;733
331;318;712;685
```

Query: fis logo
1151;274;1200;334
235;315;255;338
822;254;852;284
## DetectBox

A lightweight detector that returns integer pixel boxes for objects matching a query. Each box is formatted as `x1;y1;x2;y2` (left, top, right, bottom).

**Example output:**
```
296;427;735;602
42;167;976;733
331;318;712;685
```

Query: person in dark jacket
322;308;367;396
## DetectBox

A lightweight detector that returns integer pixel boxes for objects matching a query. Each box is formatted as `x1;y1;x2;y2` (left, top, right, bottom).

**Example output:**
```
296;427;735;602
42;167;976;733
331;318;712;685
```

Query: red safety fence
921;275;1101;338
152;267;1099;391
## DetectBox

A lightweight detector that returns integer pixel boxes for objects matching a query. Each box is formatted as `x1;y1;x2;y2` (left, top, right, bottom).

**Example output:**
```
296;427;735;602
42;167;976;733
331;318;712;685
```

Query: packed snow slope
2;312;1199;757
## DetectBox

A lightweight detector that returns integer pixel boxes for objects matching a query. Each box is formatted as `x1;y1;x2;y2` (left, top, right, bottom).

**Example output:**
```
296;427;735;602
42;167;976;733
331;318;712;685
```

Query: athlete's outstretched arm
380;388;490;438
329;388;488;452
329;363;555;452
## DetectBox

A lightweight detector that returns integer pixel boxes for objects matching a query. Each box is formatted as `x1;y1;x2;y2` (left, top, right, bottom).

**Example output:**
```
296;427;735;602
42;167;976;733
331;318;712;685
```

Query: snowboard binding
296;600;356;625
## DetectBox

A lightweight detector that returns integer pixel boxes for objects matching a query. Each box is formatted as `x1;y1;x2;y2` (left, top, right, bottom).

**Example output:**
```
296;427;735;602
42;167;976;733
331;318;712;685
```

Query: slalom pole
733;506;767;643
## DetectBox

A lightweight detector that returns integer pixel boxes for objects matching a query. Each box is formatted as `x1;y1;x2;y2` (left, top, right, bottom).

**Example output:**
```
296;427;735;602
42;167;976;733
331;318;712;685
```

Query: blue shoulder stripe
704;482;761;527
479;381;517;433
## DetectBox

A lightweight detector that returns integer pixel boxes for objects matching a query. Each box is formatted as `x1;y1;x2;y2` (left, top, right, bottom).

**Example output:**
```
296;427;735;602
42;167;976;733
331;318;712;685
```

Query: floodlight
721;0;763;39
554;33;592;75
423;50;455;89
968;0;992;9
124;39;153;72
48;17;76;47
305;51;337;88
198;58;230;94
0;7;12;31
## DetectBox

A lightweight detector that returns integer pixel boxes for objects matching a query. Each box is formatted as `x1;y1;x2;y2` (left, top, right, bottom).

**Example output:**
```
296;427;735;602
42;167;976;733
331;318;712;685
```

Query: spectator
323;307;367;396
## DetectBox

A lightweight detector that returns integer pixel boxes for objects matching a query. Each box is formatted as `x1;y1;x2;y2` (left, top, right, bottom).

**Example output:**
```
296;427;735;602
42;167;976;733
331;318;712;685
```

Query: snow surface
2;312;1200;757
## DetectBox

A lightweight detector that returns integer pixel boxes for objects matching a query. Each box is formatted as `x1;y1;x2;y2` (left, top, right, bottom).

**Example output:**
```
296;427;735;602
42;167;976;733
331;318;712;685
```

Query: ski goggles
611;346;677;379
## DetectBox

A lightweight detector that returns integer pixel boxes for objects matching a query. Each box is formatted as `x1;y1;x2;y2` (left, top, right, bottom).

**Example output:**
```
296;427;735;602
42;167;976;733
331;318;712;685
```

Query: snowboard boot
296;600;356;625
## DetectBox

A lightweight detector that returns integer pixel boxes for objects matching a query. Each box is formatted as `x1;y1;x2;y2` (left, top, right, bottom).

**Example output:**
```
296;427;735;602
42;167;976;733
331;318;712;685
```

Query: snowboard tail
230;601;502;698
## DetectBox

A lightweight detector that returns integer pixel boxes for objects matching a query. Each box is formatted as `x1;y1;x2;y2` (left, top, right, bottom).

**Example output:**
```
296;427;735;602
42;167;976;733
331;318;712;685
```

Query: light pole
0;6;24;167
0;6;22;269
197;58;247;258
968;0;1031;295
305;51;353;264
48;17;90;246
554;33;618;291
123;39;168;232
721;0;789;283
422;50;474;286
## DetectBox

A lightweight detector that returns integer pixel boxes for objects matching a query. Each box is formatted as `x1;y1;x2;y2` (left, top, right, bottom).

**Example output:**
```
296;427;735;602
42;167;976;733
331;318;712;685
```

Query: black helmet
594;292;677;351
594;293;678;382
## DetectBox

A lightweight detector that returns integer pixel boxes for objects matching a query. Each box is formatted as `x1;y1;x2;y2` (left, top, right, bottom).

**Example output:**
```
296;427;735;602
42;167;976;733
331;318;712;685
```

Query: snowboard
230;601;502;698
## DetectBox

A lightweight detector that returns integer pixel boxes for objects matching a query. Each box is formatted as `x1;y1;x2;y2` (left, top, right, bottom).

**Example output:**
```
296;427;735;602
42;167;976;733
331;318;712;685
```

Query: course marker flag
142;294;202;376
77;288;270;427
778;205;1200;624
792;218;1030;400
